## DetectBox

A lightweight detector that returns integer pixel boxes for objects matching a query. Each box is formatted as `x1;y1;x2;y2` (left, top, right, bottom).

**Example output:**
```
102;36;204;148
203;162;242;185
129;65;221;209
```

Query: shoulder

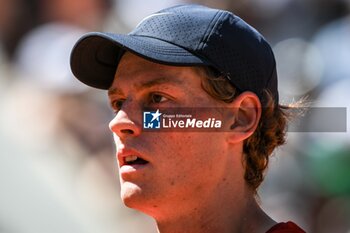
265;221;306;233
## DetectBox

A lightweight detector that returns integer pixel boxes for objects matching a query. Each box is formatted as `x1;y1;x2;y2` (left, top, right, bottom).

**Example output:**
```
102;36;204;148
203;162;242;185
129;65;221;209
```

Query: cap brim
70;32;208;89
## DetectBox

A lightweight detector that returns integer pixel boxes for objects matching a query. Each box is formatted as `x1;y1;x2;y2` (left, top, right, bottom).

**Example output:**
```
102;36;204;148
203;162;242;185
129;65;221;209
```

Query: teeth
125;155;138;163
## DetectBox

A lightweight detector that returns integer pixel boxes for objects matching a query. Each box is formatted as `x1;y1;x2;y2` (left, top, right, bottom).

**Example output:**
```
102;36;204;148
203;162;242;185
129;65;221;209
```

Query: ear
226;91;262;144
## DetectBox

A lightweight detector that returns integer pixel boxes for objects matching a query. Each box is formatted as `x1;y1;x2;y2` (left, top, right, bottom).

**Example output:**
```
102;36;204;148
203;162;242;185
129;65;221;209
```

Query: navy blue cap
70;4;278;102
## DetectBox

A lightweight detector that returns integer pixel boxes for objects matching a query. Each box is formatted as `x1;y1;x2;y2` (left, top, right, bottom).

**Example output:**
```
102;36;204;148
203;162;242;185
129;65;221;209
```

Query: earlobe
226;92;261;144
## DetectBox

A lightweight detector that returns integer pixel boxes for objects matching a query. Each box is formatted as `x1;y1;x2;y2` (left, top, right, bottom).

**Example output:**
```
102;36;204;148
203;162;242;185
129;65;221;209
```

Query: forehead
108;52;204;95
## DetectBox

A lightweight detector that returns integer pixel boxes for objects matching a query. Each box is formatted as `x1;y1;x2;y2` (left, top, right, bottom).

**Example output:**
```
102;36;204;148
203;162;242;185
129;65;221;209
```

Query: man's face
108;52;243;216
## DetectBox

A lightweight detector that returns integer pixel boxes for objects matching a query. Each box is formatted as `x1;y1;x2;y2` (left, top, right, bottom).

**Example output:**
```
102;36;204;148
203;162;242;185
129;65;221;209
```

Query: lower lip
119;163;149;175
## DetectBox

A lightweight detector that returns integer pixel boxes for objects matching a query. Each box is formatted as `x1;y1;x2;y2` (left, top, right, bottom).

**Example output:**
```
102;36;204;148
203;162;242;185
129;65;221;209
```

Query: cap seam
263;42;276;88
196;10;224;51
130;35;199;56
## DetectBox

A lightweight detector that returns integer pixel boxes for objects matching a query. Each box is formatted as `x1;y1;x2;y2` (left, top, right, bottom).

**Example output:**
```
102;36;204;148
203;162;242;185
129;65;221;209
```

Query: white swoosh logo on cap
136;12;174;28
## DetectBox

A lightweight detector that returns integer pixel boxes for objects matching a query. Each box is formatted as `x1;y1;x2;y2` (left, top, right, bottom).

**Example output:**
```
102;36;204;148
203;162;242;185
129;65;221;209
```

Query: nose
109;109;141;139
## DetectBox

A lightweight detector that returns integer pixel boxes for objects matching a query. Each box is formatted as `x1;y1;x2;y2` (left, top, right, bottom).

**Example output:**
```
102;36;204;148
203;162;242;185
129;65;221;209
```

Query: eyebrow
108;76;184;96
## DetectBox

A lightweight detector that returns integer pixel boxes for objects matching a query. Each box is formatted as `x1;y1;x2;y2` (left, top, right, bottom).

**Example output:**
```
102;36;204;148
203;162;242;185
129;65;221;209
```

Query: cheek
154;133;225;183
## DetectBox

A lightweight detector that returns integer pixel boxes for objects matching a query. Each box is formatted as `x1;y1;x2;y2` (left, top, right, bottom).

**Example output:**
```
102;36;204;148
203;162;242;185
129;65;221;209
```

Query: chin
120;182;146;207
120;182;160;216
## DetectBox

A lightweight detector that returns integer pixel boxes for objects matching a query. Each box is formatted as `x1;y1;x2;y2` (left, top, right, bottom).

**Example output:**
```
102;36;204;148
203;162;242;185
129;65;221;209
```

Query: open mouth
124;155;149;165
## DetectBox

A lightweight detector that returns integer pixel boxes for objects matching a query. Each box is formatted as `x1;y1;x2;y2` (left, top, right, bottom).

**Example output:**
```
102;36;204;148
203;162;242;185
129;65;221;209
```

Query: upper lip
117;146;149;166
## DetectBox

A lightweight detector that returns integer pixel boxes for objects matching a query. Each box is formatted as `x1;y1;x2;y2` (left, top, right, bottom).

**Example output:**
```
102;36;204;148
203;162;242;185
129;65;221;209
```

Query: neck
154;183;275;233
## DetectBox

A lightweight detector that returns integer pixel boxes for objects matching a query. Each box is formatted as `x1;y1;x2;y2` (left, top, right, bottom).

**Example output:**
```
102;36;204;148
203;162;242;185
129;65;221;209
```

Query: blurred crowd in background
0;0;349;232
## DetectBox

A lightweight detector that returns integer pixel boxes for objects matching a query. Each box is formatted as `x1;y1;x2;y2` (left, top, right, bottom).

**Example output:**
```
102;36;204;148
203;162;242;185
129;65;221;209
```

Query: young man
70;4;306;233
